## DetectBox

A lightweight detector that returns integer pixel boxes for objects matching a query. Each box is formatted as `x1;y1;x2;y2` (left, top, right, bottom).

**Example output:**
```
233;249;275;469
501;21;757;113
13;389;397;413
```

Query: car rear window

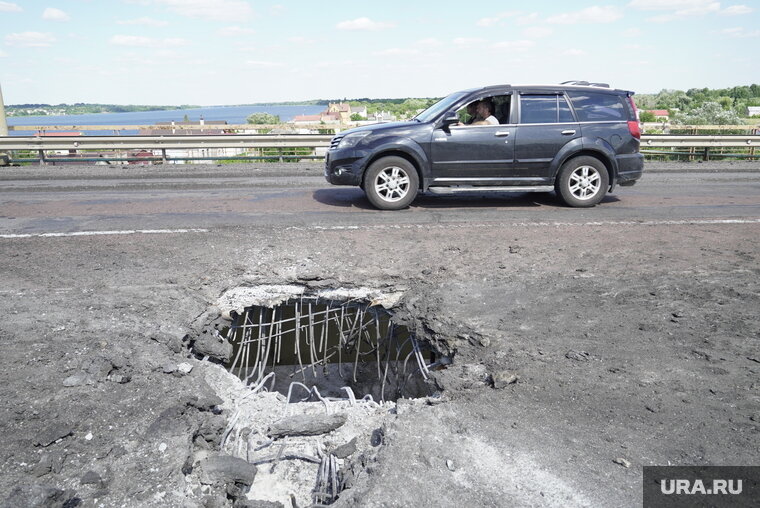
520;95;576;124
568;91;627;122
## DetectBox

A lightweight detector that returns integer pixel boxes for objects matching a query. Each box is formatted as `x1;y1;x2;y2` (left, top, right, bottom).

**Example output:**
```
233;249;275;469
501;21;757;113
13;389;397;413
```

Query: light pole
0;83;9;165
0;82;8;136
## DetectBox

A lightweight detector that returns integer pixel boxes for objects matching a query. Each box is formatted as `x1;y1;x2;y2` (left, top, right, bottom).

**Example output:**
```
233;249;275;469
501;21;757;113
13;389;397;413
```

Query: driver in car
470;99;499;125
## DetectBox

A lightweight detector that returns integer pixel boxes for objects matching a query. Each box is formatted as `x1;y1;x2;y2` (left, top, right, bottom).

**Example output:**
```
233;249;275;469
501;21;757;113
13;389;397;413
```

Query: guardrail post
161;149;167;164
38;150;46;166
703;147;710;161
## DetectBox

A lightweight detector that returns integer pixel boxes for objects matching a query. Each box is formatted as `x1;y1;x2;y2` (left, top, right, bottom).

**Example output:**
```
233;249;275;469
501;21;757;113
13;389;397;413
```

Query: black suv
324;82;643;210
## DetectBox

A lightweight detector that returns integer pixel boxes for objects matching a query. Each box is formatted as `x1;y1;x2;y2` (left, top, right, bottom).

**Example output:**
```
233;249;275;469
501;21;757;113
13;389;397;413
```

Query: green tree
246;112;281;124
673;102;740;125
350;113;363;121
639;111;656;122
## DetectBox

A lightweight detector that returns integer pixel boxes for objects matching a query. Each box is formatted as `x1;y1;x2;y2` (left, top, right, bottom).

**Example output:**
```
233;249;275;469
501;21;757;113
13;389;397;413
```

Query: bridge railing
1;132;759;164
0;133;334;164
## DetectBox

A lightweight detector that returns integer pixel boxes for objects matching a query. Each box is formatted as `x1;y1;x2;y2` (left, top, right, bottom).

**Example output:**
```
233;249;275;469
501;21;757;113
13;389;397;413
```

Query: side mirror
441;111;460;129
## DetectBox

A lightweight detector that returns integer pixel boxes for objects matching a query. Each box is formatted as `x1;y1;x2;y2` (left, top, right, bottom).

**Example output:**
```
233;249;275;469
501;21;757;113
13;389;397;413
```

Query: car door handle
494;131;510;137
561;130;576;136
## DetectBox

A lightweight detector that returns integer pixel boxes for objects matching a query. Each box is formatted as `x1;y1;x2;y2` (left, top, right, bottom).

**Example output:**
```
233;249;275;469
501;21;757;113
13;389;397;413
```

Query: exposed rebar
225;297;434;401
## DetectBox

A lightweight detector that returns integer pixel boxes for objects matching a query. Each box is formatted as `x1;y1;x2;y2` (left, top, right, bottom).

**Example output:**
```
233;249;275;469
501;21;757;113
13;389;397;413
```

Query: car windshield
413;92;469;123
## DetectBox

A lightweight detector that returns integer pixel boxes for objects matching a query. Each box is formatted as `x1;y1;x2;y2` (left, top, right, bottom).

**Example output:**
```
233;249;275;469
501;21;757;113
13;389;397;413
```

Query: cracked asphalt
1;160;758;507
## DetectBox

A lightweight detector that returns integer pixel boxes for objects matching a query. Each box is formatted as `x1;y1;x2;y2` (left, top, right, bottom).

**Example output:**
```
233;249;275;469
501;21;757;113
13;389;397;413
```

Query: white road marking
285;218;760;231
0;228;208;239
1;219;758;239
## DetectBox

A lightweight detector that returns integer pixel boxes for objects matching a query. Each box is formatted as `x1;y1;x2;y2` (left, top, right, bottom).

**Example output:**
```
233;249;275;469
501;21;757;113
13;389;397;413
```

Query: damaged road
0;162;759;507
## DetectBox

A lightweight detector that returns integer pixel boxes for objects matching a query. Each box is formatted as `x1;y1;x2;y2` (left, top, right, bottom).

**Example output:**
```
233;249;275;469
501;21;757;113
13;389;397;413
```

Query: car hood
338;122;418;136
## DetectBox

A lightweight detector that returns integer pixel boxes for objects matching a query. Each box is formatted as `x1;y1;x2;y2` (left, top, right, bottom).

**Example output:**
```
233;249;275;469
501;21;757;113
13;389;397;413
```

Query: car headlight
337;131;370;149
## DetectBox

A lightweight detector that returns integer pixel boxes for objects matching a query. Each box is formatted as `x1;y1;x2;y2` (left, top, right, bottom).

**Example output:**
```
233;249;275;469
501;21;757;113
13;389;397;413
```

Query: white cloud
373;48;420;56
109;35;188;47
0;1;21;12
147;0;254;22
492;40;536;51
647;2;720;21
522;26;553;38
630;0;729;21
718;27;760;37
477;16;502;27
0;50;7;57
288;36;315;45
477;11;524;26
336;17;394;31
118;17;169;27
547;6;623;24
5;32;57;47
218;26;255;36
562;49;587;56
628;0;714;9
453;37;486;47
246;60;285;68
720;4;753;15
623;27;642;37
42;7;70;21
517;12;540;25
417;37;443;47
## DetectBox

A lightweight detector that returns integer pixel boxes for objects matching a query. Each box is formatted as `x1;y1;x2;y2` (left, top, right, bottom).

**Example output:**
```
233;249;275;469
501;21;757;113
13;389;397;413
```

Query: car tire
363;156;419;210
556;156;609;207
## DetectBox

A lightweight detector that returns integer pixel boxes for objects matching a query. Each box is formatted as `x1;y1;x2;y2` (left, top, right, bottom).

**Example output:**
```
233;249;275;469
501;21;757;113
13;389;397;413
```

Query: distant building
646;110;670;121
138;119;231;136
292;114;322;125
350;105;368;119
291;102;368;124
137;120;244;163
747;106;760;117
370;111;395;123
37;131;83;137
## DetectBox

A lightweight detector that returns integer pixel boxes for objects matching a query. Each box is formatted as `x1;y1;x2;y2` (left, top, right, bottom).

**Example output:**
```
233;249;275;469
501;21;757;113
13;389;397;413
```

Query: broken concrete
199;455;258;488
267;414;348;439
2;163;760;506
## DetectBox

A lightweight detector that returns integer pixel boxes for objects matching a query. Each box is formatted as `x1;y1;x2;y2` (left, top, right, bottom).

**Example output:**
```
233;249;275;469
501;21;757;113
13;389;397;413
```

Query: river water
6;104;326;136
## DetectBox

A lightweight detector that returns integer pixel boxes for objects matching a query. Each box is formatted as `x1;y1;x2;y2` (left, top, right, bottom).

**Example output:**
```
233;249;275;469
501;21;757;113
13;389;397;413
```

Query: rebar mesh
225;297;433;401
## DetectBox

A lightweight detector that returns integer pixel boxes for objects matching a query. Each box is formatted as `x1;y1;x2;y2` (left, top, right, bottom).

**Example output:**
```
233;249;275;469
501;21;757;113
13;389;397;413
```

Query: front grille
329;135;344;150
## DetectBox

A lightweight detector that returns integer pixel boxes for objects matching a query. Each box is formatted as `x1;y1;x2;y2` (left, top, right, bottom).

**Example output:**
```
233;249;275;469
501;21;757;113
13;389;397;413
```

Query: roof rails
560;80;610;88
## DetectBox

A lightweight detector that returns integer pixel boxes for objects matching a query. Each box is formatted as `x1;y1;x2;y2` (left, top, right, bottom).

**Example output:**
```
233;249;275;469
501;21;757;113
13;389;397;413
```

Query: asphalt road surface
1;161;759;508
1;162;760;235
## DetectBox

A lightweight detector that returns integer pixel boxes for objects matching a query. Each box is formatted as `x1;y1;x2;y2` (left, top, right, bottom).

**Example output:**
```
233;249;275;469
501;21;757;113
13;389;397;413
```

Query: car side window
567;91;626;121
520;96;555;124
520;95;576;124
454;94;512;125
559;96;575;123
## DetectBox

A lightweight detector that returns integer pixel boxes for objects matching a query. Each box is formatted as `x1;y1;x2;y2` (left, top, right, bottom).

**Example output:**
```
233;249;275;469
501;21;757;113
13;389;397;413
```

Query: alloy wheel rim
568;165;601;200
374;166;410;202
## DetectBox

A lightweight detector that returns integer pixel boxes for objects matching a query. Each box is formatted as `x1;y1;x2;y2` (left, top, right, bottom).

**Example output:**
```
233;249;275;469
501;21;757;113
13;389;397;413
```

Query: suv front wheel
363;156;419;210
556;156;609;208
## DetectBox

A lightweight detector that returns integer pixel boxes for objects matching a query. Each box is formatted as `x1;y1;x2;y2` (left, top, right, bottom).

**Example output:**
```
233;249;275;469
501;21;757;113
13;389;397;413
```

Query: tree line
636;84;760;124
6;103;199;116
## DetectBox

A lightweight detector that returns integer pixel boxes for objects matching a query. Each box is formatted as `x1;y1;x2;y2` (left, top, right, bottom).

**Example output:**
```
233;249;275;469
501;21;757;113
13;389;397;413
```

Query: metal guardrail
0;134;333;150
641;135;760;160
0;133;758;164
641;135;759;147
0;134;333;164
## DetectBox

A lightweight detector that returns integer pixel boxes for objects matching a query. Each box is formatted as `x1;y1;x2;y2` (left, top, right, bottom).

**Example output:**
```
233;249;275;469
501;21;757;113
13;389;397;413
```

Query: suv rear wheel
556;156;609;207
363;156;419;210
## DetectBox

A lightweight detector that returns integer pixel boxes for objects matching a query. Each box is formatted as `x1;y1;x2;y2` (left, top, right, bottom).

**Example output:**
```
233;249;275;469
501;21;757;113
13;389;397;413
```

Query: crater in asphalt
223;296;437;402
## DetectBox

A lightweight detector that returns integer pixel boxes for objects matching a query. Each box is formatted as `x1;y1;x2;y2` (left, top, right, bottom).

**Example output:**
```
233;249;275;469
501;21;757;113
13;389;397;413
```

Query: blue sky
0;0;758;105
